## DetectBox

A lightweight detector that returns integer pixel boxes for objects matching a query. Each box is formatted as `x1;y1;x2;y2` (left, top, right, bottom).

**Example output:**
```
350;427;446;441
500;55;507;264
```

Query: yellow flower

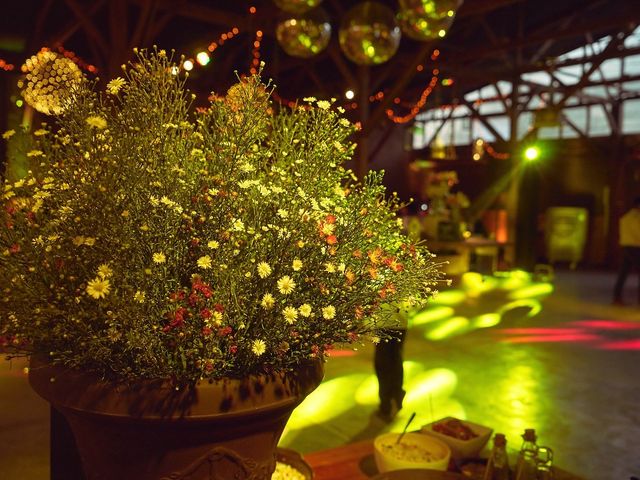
321;223;335;235
106;77;126;95
283;306;298;324
72;236;85;246
261;293;275;309
292;259;303;271
277;276;296;295
27;150;43;157
152;252;166;264
252;339;266;356
299;304;312;317
257;262;272;278
325;262;336;273
86;116;107;129
207;240;219;249
133;291;146;303
2;129;15;139
316;100;331;110
34;129;48;136
97;264;113;278
86;277;111;299
197;255;212;269
84;237;96;246
322;305;336;320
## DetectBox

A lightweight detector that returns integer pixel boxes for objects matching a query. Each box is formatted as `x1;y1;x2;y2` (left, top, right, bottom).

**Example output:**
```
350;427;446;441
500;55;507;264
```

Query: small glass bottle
483;433;510;480
535;446;555;480
514;429;538;480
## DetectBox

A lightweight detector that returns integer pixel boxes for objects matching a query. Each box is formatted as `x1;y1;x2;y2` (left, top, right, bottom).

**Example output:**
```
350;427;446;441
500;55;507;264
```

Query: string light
250;30;263;75
484;142;510;160
208;27;240;53
0;58;15;71
386;69;439;123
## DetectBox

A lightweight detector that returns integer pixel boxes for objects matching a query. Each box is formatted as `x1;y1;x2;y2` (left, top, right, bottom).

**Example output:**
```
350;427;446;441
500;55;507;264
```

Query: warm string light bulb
0;58;15;71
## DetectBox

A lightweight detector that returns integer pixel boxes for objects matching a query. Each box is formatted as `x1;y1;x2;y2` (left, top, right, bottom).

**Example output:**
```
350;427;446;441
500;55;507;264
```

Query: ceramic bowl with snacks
420;417;492;459
374;432;451;473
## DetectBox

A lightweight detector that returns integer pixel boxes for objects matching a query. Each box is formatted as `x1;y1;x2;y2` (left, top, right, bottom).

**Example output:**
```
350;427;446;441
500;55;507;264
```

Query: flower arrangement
1;49;443;382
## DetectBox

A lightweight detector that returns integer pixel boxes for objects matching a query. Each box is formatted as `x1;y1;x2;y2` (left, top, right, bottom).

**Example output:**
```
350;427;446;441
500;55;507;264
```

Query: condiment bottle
514;429;538;480
483;433;510;480
535;446;555;480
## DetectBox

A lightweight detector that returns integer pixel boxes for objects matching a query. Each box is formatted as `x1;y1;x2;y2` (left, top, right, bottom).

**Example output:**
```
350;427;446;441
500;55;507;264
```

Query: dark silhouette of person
374;302;409;421
613;196;640;305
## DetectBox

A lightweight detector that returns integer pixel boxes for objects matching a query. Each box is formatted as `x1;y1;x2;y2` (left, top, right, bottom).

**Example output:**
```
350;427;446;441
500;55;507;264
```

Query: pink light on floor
498;328;584;336
501;333;600;344
570;320;640;330
597;339;640;350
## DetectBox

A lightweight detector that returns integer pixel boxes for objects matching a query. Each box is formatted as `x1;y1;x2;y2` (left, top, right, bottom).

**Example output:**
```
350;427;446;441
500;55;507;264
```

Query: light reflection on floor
278;270;640;480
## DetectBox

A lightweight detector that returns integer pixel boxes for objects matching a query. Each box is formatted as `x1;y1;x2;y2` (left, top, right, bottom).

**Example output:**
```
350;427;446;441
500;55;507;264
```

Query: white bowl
373;432;451;473
420;417;492;459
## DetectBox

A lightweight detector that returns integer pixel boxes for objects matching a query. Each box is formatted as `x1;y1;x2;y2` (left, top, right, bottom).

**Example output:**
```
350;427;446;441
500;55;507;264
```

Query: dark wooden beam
460;98;506;142
63;0;109;56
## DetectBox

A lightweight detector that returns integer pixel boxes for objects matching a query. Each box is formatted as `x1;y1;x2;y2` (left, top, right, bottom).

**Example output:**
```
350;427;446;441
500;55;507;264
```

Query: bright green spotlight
523;146;541;162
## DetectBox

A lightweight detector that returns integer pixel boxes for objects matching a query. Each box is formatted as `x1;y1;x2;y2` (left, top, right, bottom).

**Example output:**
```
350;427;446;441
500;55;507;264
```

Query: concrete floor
1;269;639;479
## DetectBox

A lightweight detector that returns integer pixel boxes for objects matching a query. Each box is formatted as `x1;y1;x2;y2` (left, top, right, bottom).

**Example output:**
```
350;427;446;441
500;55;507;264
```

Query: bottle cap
522;429;537;442
494;433;506;446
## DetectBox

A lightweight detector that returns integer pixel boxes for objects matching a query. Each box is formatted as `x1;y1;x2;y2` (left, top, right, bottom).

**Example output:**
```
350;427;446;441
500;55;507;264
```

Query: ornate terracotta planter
29;359;323;480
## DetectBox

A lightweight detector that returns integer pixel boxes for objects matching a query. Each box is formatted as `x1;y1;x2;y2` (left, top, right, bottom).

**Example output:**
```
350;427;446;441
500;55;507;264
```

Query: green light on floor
499;270;532;290
460;272;499;297
431;290;466;306
354;361;429;405
287;374;368;429
508;282;554;300
410;306;455;326
472;313;501;328
425;316;469;340
498;299;542;319
404;368;458;406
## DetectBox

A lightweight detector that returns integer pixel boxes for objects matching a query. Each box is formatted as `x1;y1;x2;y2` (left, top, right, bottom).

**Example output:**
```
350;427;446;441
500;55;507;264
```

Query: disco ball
273;0;323;14
338;1;401;66
276;7;331;58
19;50;84;115
398;0;463;41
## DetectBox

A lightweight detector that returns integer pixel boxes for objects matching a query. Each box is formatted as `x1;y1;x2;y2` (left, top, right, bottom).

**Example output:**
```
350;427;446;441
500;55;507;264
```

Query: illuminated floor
1;269;639;479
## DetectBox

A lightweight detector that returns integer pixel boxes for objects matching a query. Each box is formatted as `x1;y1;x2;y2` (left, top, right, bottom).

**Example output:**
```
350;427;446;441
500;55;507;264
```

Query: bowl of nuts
420;417;492;459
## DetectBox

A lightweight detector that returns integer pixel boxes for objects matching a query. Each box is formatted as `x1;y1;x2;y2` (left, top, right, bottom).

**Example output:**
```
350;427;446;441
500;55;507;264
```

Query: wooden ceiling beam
63;0;109;56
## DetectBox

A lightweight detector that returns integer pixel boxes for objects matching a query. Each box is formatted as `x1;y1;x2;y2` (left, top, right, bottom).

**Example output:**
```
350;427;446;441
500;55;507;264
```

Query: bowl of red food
420;417;492;459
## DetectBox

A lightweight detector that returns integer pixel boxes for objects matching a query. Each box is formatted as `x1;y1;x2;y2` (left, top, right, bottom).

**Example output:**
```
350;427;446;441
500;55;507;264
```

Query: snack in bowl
421;417;492;460
374;432;451;473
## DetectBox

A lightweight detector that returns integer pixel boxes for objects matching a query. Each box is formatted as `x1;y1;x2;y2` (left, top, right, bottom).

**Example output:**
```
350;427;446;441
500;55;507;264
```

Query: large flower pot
29;358;323;480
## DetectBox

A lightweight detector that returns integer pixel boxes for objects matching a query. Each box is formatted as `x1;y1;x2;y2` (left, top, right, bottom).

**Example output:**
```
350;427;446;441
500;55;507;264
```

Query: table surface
303;439;584;480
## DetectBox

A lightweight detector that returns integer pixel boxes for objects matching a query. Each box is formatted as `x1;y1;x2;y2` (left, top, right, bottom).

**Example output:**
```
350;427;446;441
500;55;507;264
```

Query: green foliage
1;49;443;382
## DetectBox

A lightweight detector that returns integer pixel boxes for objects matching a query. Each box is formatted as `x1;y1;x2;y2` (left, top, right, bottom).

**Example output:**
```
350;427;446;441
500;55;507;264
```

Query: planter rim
29;357;324;421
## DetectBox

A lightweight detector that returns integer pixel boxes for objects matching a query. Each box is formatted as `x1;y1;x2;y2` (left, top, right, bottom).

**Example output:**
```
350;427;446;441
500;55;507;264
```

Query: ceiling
0;0;638;123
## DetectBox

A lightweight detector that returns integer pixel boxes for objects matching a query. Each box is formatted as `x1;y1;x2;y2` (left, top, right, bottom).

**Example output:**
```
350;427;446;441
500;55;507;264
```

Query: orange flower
326;235;337;245
325;214;336;224
368;267;378;279
368;247;383;265
353;249;362;258
345;270;356;285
